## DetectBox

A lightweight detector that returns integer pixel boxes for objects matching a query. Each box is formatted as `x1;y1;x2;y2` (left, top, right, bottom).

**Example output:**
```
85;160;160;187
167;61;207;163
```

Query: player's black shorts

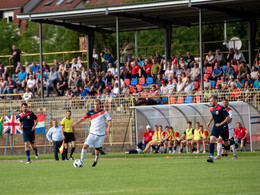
23;130;35;143
222;143;230;150
64;132;75;143
211;125;229;142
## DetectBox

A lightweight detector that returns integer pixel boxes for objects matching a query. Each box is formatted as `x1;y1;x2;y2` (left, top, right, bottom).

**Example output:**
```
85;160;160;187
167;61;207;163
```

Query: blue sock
26;150;30;160
229;139;235;145
209;143;214;157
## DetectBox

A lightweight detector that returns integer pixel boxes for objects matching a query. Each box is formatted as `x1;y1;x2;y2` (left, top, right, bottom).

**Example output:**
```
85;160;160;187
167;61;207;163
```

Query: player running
206;96;235;163
19;103;39;163
71;99;111;167
215;99;237;160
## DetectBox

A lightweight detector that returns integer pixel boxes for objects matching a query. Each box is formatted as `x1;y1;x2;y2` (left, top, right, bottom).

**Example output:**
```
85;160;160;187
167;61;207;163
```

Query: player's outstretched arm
71;118;85;127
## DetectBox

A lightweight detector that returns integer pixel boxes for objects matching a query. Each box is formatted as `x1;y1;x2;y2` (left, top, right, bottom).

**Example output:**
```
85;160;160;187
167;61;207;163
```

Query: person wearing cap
227;75;236;88
137;125;155;151
160;80;168;95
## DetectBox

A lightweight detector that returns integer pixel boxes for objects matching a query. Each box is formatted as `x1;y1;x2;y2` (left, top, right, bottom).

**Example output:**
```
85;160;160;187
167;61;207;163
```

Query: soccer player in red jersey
206;96;235;163
71;99;111;167
19;103;39;163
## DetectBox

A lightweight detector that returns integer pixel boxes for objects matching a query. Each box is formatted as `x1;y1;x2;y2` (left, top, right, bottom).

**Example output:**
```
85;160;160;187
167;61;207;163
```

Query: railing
0;89;259;151
1;37;259;70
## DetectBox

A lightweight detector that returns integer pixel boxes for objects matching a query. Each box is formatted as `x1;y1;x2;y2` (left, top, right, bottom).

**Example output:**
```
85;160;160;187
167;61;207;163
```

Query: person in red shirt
137;125;154;151
131;61;141;78
142;58;152;78
234;122;248;152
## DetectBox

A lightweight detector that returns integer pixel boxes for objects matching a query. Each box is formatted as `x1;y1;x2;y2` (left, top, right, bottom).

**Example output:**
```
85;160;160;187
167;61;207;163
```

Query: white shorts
84;133;105;148
218;128;234;140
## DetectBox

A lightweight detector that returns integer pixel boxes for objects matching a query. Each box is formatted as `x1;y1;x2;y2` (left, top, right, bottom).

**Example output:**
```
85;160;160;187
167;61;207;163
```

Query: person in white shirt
107;63;116;76
122;37;134;63
166;78;176;94
182;76;195;93
160;81;168;95
112;83;119;97
22;87;33;102
176;76;184;93
204;50;214;67
164;64;174;79
71;99;111;167
233;49;245;65
27;75;37;95
71;58;82;71
46;119;64;161
93;48;99;60
189;63;200;81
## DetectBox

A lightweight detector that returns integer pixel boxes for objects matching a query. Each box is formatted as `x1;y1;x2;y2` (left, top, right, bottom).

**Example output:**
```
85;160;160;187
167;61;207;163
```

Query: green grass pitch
0;152;260;195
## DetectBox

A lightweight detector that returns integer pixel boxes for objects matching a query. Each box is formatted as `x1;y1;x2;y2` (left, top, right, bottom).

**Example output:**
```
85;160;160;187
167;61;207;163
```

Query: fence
0;89;259;153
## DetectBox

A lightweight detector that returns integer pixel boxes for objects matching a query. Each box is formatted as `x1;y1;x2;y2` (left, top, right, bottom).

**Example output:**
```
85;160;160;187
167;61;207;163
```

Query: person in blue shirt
100;51;114;68
31;61;40;73
49;67;58;88
19;103;39;163
244;74;254;88
253;75;260;90
212;62;223;80
16;68;27;91
235;76;245;89
206;96;235;163
46;119;64;161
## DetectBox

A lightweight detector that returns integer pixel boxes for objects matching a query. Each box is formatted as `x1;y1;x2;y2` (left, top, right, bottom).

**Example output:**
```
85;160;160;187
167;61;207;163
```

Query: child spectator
22;87;33;102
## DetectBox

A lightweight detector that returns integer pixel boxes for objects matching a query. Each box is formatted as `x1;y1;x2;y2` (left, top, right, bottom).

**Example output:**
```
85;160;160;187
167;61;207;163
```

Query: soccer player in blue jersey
206;96;235;163
19;103;39;163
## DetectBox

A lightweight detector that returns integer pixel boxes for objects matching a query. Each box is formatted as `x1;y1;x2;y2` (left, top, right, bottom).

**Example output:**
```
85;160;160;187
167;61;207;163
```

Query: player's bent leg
92;148;101;167
30;142;39;159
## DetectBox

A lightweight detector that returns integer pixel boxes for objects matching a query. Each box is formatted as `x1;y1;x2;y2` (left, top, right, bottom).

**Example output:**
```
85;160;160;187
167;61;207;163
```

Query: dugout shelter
132;102;260;152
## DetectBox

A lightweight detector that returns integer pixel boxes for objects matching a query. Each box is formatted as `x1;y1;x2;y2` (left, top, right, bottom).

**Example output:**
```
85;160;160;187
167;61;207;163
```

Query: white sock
95;154;100;162
232;145;237;156
217;143;222;156
81;149;87;162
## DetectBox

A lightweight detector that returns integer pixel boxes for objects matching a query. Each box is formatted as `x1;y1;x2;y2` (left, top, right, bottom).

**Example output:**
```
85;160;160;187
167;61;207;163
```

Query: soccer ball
73;159;83;168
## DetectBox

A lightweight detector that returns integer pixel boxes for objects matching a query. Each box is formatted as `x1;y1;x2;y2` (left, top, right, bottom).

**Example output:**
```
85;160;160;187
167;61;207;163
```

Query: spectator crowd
0;41;259;107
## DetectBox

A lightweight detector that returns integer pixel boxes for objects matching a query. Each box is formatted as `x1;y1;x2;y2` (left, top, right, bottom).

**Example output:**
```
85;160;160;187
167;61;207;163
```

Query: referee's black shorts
64;132;76;143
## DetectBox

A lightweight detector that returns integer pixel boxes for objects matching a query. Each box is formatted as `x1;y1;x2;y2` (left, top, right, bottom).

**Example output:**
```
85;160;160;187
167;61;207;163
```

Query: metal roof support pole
116;16;121;94
135;31;138;59
248;19;256;68
199;8;204;91
164;25;172;70
86;31;94;71
39;22;44;99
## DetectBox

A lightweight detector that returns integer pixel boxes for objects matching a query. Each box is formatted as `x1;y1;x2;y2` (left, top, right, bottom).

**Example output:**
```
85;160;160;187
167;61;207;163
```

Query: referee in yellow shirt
61;110;76;160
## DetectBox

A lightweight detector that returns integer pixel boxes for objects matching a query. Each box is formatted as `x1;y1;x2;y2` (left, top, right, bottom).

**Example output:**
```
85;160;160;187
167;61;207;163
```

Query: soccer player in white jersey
215;99;237;160
71;99;111;167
